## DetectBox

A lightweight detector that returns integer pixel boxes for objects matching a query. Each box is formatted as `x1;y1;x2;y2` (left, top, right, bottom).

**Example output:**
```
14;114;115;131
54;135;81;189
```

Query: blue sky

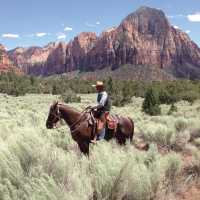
0;0;199;50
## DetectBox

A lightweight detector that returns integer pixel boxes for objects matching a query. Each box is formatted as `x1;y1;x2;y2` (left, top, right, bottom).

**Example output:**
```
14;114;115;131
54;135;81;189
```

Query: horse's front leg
78;141;89;156
115;124;126;145
116;133;126;145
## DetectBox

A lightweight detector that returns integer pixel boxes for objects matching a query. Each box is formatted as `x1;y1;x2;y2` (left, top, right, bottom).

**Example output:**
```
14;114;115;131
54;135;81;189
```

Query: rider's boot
91;135;97;144
91;128;105;144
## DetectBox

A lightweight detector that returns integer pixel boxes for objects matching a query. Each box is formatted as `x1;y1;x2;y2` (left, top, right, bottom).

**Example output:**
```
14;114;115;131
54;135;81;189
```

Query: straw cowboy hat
92;81;104;87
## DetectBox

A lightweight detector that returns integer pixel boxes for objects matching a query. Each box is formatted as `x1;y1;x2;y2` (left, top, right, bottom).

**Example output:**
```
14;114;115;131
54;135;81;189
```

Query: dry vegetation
0;93;200;200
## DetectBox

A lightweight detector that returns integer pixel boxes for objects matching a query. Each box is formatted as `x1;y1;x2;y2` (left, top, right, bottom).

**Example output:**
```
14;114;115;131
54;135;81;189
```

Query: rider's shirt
97;91;110;111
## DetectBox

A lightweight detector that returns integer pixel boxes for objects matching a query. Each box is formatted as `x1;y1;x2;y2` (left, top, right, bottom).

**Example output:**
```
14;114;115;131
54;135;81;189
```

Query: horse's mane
57;102;81;114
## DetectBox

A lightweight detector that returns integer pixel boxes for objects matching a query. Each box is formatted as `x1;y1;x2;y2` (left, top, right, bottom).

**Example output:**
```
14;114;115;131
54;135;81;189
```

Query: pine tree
107;77;114;95
122;82;132;104
168;103;177;115
142;87;161;115
0;51;2;62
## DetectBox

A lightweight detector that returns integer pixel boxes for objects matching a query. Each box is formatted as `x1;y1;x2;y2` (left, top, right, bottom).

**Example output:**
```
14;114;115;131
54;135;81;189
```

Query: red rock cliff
8;6;200;79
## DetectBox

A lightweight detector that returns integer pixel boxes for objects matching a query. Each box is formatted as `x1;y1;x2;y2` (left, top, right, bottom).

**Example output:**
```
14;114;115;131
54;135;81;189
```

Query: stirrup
91;139;97;144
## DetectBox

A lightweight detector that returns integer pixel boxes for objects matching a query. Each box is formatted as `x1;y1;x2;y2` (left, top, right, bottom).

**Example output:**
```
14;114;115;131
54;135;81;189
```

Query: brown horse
46;102;134;155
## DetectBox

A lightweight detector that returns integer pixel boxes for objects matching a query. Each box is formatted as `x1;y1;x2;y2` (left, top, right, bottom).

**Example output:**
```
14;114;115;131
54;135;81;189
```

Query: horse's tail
128;117;134;143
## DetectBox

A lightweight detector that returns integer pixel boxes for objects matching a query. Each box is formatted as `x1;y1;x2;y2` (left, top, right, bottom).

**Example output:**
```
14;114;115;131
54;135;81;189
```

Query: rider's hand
86;106;92;110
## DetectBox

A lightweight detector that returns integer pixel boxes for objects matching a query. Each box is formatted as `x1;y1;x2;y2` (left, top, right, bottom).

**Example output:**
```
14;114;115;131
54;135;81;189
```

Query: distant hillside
7;6;200;80
0;44;22;74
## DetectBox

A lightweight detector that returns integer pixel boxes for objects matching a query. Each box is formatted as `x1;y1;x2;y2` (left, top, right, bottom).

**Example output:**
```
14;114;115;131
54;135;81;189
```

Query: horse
46;102;134;155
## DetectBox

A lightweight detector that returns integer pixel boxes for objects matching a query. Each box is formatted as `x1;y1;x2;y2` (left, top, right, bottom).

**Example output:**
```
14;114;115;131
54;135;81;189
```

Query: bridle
50;104;95;133
49;104;62;127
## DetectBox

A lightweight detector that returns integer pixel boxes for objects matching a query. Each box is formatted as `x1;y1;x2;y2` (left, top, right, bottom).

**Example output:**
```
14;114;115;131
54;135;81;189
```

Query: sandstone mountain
0;44;21;74
8;42;64;75
8;6;200;80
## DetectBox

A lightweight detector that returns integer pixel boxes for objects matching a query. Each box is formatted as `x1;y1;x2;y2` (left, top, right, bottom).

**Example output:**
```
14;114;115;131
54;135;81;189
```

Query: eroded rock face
8;42;60;74
0;44;11;66
0;44;21;74
65;32;98;72
82;6;200;75
8;6;200;79
44;42;67;75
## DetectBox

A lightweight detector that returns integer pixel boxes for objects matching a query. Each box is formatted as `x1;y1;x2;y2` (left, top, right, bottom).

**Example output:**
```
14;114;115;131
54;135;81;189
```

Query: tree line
0;72;200;114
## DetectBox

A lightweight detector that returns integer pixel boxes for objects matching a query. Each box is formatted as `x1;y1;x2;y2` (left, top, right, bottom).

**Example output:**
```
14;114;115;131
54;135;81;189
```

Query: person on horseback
91;81;111;143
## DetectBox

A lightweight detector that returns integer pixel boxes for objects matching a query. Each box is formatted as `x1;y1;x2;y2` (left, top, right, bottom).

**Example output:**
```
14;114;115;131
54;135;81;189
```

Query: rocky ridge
7;6;200;79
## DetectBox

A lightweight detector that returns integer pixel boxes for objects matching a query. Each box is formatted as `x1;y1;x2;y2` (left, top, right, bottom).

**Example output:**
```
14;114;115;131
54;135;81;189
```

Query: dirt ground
175;184;200;200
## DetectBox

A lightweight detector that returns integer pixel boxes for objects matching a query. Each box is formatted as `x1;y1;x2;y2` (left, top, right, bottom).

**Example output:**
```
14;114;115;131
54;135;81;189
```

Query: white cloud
57;33;66;40
85;22;96;28
86;21;100;27
2;33;19;38
167;15;174;19
173;25;179;29
36;32;47;37
187;13;200;22
167;14;185;19
64;26;73;31
185;30;191;34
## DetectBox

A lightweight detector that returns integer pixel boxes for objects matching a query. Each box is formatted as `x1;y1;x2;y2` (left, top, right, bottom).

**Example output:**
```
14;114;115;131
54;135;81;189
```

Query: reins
56;104;93;133
50;105;62;124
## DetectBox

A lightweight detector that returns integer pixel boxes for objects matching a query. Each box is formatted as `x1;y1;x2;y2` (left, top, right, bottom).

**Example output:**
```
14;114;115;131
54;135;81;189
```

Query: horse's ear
53;101;58;108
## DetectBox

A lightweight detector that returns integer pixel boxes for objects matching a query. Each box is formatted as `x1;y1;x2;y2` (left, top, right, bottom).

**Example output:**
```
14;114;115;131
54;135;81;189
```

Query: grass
0;93;200;200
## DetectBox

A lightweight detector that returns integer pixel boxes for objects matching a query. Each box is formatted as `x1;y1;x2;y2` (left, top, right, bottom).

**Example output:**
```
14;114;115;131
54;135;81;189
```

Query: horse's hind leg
118;136;126;145
78;141;89;156
128;117;134;144
116;131;126;145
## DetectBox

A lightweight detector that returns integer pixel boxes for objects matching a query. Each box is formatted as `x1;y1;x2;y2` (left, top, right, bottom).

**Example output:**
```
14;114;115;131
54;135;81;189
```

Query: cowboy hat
92;81;104;87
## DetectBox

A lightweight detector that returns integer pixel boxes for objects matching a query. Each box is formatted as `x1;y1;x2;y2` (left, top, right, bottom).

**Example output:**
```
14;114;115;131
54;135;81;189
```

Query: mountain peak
0;44;7;52
136;6;163;13
124;6;167;22
121;5;170;36
7;7;200;79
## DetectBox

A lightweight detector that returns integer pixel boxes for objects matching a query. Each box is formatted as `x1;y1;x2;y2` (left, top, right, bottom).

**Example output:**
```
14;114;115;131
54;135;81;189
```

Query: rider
91;81;111;143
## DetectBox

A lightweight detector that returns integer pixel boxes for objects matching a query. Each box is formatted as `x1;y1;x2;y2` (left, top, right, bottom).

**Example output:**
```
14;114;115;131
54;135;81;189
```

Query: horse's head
46;101;61;129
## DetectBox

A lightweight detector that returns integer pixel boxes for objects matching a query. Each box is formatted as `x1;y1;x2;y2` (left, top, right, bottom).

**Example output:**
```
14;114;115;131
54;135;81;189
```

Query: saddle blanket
105;113;118;130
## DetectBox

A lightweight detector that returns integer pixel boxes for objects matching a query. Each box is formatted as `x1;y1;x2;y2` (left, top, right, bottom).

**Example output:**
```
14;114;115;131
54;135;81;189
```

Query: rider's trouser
97;128;105;140
96;111;109;140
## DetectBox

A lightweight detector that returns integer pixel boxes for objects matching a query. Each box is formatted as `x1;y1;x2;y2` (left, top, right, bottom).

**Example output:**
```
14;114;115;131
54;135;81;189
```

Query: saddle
87;110;118;135
85;107;119;141
105;113;118;131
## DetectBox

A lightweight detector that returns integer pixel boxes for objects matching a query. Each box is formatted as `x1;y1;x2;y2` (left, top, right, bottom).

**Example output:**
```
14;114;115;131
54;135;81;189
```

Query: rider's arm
98;92;108;107
92;92;108;110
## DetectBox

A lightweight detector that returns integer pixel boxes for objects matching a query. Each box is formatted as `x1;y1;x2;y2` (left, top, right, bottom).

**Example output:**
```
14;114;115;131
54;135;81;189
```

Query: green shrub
60;90;81;103
142;87;161;115
142;124;175;147
173;130;190;151
193;138;200;148
106;77;114;94
159;89;177;104
175;118;188;132
107;79;133;107
164;153;182;190
52;84;62;95
181;90;199;104
111;91;126;107
168;103;177;115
